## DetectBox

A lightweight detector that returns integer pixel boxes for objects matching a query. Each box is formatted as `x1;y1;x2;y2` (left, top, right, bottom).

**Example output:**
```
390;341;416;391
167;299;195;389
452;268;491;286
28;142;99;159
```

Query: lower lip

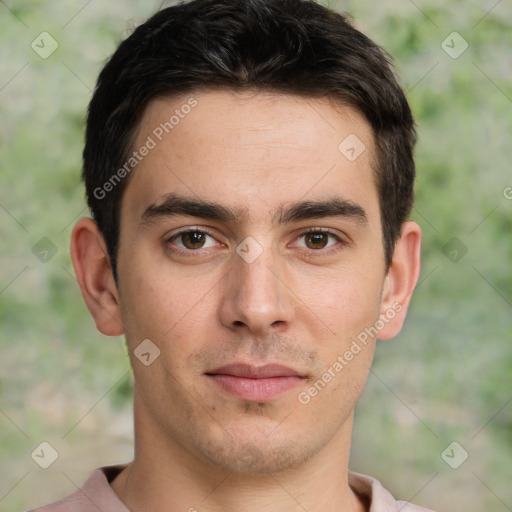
206;374;304;401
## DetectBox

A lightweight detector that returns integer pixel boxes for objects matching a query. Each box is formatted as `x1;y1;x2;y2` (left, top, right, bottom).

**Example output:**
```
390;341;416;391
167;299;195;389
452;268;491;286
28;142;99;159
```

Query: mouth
205;363;307;402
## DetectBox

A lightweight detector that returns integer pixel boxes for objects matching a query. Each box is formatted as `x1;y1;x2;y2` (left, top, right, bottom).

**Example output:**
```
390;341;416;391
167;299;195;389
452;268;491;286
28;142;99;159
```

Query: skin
71;90;421;512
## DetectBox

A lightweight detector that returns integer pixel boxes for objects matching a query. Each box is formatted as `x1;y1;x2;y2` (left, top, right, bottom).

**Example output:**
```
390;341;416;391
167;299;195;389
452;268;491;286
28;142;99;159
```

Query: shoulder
27;465;129;512
348;470;438;512
396;501;438;512
28;493;89;512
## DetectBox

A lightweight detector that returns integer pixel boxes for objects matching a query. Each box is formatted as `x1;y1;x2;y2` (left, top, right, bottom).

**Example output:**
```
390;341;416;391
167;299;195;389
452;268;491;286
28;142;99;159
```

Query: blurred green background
1;1;510;511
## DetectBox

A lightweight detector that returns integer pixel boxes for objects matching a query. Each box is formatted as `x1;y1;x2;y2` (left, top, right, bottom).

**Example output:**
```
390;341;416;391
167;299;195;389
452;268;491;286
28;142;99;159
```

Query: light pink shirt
28;465;437;511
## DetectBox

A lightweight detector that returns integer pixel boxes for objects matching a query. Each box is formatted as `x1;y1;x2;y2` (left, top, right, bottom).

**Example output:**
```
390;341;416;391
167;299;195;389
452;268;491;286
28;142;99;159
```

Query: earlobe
70;218;124;336
378;221;422;340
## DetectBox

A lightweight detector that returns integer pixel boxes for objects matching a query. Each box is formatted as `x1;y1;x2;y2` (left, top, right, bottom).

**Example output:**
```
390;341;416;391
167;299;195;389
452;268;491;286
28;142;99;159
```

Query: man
30;0;432;510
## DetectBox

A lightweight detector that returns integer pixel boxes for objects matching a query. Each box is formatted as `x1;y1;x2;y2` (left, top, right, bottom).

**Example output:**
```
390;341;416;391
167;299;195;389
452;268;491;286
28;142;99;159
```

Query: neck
111;395;366;512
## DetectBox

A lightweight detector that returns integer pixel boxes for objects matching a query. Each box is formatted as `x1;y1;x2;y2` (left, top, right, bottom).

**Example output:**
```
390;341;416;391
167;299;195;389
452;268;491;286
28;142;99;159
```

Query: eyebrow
140;192;368;227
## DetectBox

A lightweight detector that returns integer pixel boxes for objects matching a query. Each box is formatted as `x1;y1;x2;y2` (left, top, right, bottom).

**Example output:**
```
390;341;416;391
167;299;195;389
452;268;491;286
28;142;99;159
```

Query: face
112;90;398;474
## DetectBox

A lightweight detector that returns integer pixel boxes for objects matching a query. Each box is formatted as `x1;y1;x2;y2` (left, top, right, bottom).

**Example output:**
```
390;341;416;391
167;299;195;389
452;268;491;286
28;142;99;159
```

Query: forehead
123;89;379;225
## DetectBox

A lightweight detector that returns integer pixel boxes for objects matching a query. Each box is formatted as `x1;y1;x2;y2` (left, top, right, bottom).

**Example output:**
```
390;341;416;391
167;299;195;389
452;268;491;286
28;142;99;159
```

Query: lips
206;363;305;379
205;363;307;401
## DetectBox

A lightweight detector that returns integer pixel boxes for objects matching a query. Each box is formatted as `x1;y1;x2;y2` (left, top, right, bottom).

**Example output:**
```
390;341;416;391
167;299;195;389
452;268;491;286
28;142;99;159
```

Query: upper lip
206;363;306;379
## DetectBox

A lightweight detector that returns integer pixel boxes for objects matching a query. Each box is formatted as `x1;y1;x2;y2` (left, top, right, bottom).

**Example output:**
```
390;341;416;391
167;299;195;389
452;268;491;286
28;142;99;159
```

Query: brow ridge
140;192;368;227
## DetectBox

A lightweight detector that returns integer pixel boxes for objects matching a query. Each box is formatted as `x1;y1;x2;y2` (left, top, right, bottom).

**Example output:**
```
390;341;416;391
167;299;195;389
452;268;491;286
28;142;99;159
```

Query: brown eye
304;232;330;249
296;230;340;251
181;231;207;249
169;230;217;251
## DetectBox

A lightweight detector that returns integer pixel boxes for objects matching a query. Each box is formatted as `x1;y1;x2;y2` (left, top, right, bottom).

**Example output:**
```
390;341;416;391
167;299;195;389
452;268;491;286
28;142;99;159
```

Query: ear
378;221;422;340
70;217;124;336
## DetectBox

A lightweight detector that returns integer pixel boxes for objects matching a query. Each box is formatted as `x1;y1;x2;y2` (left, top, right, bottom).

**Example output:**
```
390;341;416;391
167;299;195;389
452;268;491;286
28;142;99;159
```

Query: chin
197;430;317;476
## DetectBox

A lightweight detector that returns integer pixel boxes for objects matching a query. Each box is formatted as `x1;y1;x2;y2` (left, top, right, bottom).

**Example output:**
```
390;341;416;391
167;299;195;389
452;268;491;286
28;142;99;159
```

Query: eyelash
165;227;347;257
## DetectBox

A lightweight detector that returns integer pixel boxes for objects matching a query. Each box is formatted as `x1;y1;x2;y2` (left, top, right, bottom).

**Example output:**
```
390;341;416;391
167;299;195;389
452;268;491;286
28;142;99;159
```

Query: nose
219;242;296;336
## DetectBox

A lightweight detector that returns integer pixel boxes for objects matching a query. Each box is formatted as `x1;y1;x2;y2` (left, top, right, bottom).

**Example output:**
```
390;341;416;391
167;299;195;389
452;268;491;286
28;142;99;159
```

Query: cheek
302;276;378;405
118;257;216;354
119;275;164;340
298;266;383;340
